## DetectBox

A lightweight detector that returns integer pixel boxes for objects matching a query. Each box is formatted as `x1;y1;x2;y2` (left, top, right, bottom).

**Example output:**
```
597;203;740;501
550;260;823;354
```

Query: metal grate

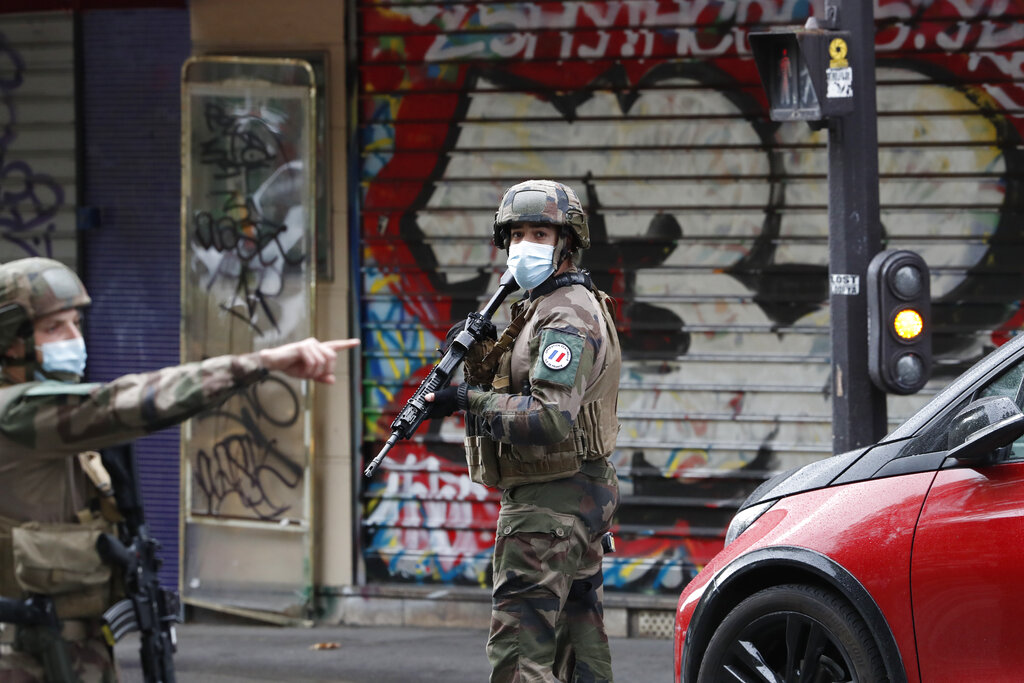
80;8;191;589
633;610;675;640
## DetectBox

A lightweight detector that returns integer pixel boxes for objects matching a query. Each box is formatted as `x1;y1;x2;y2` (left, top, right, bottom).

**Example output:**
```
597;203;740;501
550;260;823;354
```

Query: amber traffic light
867;250;931;394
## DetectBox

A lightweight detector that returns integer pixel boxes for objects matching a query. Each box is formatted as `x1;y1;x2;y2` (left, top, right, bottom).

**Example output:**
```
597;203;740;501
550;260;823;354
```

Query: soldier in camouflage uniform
0;257;358;682
428;180;622;683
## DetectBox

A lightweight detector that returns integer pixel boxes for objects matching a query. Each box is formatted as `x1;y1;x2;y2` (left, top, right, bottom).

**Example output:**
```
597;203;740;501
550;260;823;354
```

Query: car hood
737;445;872;512
740;433;956;512
738;333;1024;513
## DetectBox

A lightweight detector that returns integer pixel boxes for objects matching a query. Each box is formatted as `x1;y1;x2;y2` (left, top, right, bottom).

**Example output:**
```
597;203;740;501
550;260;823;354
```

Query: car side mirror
947;396;1024;463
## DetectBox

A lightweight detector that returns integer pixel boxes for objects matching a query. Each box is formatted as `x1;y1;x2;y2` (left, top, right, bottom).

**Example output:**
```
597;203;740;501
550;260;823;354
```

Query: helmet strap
555;230;574;269
21;335;38;379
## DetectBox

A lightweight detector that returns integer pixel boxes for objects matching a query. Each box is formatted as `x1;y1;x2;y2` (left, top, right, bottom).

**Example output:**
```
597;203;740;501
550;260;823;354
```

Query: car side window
897;361;1024;459
977;362;1024;459
897;395;971;457
978;363;1024;403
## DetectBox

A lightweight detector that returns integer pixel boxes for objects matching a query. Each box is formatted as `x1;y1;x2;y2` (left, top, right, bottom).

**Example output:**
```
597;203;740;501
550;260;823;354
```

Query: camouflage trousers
0;622;117;683
487;459;619;683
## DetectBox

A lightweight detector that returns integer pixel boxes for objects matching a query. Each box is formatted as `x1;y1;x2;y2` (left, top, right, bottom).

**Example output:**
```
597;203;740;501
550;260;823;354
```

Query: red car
674;333;1024;683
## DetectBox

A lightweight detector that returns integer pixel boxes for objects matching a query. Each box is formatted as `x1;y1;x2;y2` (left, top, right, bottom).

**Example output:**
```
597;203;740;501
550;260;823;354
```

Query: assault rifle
96;444;179;683
364;270;519;477
0;594;77;682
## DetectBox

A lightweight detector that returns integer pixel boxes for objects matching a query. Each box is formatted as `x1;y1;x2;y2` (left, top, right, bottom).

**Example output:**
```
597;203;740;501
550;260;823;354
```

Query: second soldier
427;179;622;683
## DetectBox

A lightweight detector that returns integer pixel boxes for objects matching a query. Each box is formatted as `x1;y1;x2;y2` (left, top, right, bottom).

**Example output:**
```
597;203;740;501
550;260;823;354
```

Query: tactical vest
466;278;621;489
0;383;117;618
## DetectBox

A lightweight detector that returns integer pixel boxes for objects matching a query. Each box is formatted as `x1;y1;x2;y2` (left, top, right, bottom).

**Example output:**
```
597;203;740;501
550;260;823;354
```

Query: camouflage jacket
466;271;621;486
0;353;267;524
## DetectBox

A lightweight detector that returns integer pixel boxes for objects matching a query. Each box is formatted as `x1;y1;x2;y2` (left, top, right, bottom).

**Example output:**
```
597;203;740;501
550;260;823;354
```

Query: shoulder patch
542;342;572;371
24;381;101;397
532;329;585;387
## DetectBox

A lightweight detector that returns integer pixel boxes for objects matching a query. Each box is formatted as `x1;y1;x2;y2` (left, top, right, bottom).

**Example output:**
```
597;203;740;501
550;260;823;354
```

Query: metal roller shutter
354;1;1024;596
0;11;77;265
80;7;190;589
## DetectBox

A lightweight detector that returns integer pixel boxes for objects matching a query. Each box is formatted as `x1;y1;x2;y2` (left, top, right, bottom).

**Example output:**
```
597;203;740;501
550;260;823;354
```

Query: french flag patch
542;342;572;370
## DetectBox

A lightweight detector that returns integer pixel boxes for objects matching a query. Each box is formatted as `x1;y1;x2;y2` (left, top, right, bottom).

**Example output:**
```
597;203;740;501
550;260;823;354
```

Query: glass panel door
181;57;316;618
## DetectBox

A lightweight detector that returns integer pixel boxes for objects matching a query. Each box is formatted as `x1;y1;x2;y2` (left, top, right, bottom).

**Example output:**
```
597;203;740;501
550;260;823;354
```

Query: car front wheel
697;583;886;683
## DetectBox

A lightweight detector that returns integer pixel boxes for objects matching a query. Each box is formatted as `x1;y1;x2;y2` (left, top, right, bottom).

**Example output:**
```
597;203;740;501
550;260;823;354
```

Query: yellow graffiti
618;558;648;579
375;329;404;382
665;449;709;476
370;273;401;294
370;273;412;379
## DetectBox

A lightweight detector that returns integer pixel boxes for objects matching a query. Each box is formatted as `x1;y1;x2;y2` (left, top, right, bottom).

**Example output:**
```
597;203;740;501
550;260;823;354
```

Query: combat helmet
0;258;91;355
492;179;589;252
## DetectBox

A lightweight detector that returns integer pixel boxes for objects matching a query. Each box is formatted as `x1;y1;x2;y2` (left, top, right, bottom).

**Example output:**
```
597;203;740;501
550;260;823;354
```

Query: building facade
351;0;1024;615
3;0;1024;632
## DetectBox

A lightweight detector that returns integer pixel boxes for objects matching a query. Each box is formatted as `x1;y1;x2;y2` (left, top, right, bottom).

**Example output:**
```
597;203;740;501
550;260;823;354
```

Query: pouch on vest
465;435;500;487
11;518;113;619
577;399;619;459
463;326;514;485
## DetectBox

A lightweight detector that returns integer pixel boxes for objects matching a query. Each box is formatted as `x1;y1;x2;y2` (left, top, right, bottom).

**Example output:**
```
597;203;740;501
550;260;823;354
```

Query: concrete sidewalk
114;621;675;683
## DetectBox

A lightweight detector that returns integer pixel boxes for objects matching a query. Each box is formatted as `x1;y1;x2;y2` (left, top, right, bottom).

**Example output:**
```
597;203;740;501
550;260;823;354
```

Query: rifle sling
479;308;529;378
76;452;122;524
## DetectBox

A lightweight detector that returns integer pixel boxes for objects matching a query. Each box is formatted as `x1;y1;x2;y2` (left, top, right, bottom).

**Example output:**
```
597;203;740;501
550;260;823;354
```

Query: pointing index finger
324;338;361;351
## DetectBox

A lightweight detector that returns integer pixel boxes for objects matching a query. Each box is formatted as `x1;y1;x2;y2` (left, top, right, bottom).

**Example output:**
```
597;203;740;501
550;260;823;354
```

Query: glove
463;335;498;386
427;384;471;419
437;317;497;357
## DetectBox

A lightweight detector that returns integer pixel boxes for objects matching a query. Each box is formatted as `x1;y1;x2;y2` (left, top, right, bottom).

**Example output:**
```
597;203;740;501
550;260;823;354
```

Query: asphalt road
114;621;675;682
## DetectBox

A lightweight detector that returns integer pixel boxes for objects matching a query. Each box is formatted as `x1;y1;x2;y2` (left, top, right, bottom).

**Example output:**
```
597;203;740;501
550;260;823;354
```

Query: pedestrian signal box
867;250;932;395
749;29;855;122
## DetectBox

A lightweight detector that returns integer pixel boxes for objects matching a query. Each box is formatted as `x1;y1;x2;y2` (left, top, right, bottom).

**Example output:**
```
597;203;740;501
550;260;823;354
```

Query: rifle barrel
364;433;398;477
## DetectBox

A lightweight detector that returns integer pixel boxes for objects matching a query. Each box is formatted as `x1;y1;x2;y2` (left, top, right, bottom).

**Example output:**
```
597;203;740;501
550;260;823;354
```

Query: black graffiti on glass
192;375;303;520
198;103;279;180
192;193;304;269
191;100;306;336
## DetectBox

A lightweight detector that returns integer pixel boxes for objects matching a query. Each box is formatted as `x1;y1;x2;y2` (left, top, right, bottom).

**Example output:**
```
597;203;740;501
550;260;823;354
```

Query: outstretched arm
0;338;361;454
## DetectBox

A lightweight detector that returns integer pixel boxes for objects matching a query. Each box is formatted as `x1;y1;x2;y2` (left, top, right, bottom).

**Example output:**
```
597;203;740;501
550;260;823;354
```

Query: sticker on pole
827;67;853;99
830;274;860;295
827;37;853;99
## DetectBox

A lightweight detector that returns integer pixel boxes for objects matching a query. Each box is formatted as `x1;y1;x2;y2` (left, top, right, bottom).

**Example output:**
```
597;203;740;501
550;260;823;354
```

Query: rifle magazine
101;598;138;642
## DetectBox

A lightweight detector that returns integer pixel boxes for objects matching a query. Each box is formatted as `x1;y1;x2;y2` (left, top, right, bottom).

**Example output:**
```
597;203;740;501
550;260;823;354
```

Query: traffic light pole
825;0;888;452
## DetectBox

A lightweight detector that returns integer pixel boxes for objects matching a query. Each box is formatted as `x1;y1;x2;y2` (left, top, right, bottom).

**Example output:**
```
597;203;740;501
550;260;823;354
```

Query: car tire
696;583;887;683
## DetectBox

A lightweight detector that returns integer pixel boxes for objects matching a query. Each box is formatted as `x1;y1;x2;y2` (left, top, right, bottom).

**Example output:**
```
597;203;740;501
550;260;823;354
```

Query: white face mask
35;337;87;381
506;241;556;290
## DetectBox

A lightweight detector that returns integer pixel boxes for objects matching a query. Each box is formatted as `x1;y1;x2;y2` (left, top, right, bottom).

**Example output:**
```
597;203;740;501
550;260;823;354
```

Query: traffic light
867;250;931;394
749;28;855;122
